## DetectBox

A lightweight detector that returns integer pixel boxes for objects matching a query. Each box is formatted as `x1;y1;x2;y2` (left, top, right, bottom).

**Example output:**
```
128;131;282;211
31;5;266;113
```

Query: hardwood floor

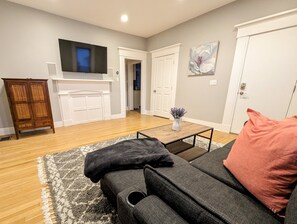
0;111;237;223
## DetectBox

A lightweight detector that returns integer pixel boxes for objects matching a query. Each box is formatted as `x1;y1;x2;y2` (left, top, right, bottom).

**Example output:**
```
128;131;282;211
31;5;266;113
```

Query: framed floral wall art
189;41;219;75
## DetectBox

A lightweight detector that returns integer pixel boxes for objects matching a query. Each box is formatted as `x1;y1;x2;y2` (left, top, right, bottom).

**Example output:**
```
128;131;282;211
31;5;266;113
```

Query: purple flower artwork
189;41;219;75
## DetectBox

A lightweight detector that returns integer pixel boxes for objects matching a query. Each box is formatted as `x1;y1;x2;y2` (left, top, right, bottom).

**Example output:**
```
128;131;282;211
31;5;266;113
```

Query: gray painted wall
147;0;297;124
0;1;146;128
1;0;297;130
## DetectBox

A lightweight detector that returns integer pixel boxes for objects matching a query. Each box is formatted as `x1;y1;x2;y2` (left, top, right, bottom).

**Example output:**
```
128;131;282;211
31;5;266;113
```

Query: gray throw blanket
84;138;174;183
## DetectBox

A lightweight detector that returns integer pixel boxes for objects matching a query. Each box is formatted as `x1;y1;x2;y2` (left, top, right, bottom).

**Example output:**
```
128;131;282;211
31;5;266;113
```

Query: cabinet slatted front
2;78;55;139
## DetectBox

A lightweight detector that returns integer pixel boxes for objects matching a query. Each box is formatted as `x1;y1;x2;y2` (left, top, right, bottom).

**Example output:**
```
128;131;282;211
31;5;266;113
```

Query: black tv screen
58;39;107;74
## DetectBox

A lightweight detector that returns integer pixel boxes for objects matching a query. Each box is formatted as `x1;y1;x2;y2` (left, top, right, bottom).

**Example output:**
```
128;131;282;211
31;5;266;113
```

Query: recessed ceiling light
121;14;128;23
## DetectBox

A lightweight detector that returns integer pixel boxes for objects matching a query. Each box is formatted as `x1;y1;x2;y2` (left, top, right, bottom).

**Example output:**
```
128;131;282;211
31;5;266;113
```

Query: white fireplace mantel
52;77;112;126
51;76;113;83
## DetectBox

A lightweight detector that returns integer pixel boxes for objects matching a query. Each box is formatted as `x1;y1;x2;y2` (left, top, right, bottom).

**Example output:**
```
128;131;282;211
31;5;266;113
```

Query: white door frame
126;61;134;111
150;43;181;117
126;60;141;110
119;47;148;118
221;8;297;132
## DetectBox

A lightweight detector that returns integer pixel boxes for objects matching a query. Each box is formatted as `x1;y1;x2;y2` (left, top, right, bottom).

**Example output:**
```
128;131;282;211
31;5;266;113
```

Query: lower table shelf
165;140;207;161
177;146;207;161
166;141;192;154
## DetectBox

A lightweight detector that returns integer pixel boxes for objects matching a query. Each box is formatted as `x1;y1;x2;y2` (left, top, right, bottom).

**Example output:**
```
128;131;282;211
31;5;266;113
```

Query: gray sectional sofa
100;140;297;224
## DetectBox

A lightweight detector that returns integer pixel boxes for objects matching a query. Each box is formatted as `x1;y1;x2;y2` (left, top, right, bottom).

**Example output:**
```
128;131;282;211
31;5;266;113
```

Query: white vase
172;118;181;131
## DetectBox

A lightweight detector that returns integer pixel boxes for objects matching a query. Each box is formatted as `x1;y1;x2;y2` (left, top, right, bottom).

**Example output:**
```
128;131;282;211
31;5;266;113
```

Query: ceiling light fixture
121;14;128;23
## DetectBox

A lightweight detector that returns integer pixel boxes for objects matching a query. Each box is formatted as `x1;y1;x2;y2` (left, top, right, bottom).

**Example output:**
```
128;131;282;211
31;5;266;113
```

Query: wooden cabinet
2;78;55;139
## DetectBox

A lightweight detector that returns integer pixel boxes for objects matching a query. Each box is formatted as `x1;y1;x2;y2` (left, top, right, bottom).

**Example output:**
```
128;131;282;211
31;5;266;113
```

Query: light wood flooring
0;111;237;223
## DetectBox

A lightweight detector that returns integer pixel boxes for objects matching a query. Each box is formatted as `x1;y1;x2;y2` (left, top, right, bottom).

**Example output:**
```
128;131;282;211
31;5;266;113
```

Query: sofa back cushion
144;165;282;224
224;109;297;214
285;185;297;224
191;140;249;194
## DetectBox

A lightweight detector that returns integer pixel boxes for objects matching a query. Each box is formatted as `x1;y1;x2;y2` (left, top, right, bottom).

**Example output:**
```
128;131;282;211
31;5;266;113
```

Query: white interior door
152;54;176;118
231;27;297;133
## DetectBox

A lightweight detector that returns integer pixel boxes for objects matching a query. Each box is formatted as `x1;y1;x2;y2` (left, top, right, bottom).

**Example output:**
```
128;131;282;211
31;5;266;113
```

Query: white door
231;27;297;133
152;54;176;118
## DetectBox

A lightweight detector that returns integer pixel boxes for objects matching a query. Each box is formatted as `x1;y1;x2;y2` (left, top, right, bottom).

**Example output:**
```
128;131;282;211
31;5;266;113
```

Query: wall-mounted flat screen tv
58;39;107;74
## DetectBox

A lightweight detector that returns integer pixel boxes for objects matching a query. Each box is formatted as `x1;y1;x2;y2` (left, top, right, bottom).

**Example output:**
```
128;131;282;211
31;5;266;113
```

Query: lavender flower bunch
170;107;187;119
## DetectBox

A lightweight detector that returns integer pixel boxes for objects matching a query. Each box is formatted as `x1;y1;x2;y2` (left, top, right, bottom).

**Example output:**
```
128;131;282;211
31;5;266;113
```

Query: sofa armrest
285;185;297;224
117;186;146;224
133;195;188;224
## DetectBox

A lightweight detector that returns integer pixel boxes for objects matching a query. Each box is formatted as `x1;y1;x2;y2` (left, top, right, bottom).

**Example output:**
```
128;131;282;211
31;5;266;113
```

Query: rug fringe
37;157;47;185
41;188;55;224
39;157;57;223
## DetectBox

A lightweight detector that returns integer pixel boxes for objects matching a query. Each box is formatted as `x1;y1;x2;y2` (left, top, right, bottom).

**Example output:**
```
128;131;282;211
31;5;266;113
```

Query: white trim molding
142;110;151;115
119;47;148;118
222;8;297;133
183;117;225;132
51;77;113;82
111;113;124;119
0;127;15;136
0;121;63;136
150;43;182;57
235;8;297;38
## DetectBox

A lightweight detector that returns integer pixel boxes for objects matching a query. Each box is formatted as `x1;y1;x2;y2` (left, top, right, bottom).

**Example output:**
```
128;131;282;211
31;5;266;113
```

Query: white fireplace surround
52;77;112;126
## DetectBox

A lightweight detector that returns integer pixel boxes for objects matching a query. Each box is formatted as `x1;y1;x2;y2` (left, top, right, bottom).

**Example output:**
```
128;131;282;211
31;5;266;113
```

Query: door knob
153;90;156;93
240;83;246;90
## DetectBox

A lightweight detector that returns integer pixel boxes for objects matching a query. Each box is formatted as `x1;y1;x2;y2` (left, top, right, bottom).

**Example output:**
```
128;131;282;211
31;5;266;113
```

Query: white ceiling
8;0;236;38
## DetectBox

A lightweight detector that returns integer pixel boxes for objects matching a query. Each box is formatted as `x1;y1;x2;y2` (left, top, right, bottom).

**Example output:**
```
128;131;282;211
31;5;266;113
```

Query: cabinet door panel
28;81;50;119
15;104;31;120
11;84;29;102
30;84;45;101
32;102;49;118
8;82;33;121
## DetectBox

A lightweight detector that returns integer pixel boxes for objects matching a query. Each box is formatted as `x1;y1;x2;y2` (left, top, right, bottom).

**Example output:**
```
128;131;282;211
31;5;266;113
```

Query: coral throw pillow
224;109;297;214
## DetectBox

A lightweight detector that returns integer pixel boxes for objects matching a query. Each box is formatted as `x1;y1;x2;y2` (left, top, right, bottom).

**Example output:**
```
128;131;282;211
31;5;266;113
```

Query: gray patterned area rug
38;134;223;224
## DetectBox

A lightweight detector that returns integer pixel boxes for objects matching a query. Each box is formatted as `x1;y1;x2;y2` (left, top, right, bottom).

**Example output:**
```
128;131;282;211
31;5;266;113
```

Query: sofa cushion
134;195;188;224
101;169;146;201
144;165;282;224
224;109;297;213
101;153;188;204
285;185;297;224
191;140;248;194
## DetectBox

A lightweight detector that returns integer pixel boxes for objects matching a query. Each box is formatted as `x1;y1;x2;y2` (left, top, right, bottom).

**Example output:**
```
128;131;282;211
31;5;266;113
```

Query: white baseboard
111;113;125;119
0;121;63;136
220;123;231;133
141;110;151;115
183;117;229;133
103;116;112;120
0;127;14;136
54;121;63;128
0;117;231;135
